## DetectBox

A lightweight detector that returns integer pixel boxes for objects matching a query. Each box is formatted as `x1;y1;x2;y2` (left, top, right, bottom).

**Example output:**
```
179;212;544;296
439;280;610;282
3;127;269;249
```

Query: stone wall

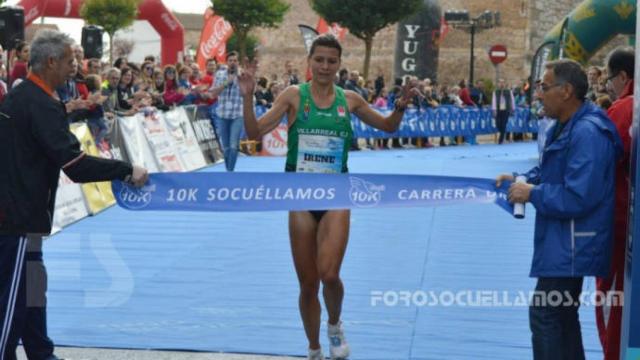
252;0;398;86
436;0;531;87
528;0;583;55
248;0;552;88
201;0;630;89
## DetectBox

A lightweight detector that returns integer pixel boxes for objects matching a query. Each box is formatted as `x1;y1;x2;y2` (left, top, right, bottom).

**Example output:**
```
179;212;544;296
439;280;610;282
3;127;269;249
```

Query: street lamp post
469;23;475;84
444;10;500;85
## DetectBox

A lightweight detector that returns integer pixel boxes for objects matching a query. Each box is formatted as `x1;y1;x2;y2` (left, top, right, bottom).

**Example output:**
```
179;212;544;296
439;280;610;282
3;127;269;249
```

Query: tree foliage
310;0;422;79
80;0;140;63
226;33;259;61
212;0;289;60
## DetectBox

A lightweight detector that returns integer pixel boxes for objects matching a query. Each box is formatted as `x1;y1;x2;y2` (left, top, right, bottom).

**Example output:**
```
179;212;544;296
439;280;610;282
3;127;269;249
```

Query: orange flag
315;18;348;40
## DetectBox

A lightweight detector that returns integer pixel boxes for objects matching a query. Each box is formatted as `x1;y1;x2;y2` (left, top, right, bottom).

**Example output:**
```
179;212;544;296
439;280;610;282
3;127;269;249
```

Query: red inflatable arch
18;0;185;65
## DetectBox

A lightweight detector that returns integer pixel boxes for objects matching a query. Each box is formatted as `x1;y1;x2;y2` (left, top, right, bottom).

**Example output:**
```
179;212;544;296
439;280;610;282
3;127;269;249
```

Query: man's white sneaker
308;347;325;360
327;321;350;359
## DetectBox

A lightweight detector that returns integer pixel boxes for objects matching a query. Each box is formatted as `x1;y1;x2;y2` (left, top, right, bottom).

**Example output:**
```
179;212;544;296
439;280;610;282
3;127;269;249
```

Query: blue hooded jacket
521;101;623;277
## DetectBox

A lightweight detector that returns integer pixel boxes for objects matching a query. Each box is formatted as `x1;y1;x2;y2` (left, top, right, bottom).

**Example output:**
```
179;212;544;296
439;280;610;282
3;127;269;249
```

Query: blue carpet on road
45;142;602;359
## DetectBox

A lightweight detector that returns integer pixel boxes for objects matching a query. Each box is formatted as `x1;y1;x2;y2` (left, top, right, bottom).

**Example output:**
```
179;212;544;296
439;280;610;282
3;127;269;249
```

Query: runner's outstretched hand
238;57;258;96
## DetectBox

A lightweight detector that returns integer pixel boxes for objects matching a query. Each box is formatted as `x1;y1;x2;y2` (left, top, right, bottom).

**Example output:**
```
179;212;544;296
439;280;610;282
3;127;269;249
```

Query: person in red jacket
458;79;475;106
200;58;218;106
0;44;6;103
0;67;6;104
595;46;634;360
162;65;186;106
457;80;476;144
200;58;217;87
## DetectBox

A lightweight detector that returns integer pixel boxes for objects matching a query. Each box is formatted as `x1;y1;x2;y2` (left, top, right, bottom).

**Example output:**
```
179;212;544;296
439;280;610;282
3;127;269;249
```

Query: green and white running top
285;82;353;173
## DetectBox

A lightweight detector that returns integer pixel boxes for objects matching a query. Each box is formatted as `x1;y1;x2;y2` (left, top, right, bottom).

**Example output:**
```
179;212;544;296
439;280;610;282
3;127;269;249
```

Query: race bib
297;134;344;173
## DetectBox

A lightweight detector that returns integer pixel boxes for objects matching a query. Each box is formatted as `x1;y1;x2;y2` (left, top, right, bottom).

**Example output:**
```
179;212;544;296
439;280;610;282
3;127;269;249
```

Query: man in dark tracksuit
0;30;148;360
492;79;515;144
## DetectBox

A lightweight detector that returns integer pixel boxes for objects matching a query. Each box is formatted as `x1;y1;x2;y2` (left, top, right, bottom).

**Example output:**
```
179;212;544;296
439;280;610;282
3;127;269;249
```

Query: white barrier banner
118;114;160;173
51;171;89;234
163;107;207;171
139;108;184;172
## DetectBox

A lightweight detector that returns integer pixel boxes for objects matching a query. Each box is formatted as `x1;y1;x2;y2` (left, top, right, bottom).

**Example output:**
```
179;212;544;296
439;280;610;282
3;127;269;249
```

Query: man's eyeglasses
606;72;619;84
536;82;563;93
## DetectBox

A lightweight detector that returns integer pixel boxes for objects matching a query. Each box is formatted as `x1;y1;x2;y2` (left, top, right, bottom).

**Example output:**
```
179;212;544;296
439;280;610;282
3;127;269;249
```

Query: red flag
432;17;450;47
316;18;348;41
196;8;234;70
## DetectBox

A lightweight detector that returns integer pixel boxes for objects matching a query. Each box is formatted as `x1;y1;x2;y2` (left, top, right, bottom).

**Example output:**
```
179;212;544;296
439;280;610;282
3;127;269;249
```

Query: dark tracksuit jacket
0;76;134;360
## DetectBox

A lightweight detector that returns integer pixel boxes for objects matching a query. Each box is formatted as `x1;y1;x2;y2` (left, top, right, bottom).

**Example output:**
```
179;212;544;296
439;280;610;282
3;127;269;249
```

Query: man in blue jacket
496;59;622;360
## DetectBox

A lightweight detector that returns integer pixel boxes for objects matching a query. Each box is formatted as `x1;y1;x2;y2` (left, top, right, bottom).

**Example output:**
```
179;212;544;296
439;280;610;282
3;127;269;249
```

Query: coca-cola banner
196;8;234;69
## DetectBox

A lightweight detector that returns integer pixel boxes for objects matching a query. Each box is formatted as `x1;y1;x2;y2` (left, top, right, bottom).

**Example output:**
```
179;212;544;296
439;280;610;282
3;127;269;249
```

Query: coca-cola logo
213;17;232;37
200;17;232;57
200;36;217;57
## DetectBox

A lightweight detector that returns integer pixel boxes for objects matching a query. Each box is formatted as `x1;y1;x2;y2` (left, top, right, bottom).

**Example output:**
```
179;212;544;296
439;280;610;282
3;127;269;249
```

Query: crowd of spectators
0;37;618;151
0;42;310;147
